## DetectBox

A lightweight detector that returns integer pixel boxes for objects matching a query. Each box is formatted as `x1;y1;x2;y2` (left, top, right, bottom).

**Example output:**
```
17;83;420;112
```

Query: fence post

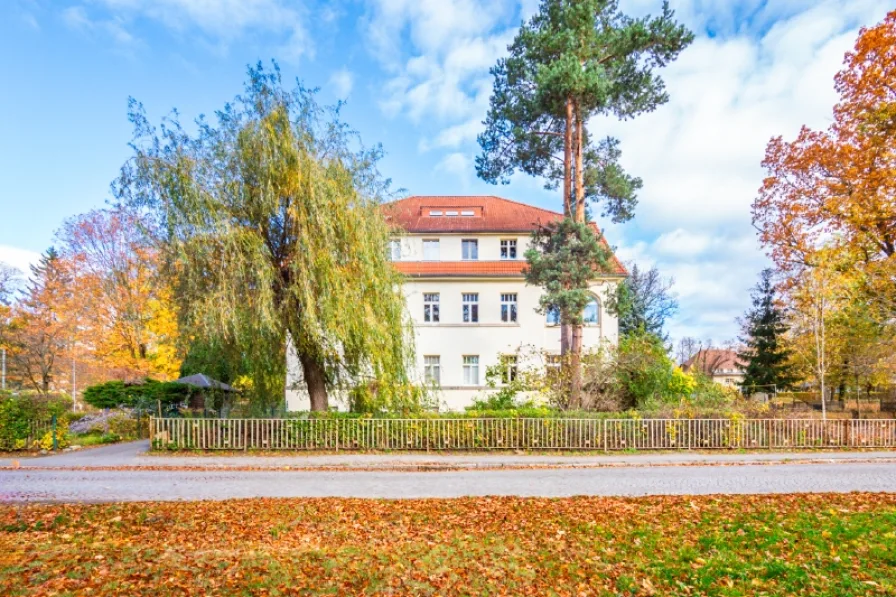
603;419;608;452
51;414;58;451
843;419;849;449
335;419;340;452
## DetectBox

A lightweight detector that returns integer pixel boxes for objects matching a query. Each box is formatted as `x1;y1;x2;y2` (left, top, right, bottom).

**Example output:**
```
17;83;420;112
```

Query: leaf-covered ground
1;494;895;596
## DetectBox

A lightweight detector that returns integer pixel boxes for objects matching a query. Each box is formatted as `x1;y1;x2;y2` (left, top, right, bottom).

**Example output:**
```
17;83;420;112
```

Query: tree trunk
298;351;329;412
569;324;584;409
569;100;587;409
574;103;586;223
559;97;575;365
563;97;573;218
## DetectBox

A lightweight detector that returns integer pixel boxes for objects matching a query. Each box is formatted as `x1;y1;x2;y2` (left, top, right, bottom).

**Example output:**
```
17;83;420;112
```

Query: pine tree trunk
574;105;586;224
560;97;574;374
569;324;584;409
563;98;573;218
569;101;587;409
298;351;329;412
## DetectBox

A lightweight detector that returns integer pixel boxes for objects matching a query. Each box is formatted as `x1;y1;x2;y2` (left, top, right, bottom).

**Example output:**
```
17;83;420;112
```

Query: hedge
83;379;198;410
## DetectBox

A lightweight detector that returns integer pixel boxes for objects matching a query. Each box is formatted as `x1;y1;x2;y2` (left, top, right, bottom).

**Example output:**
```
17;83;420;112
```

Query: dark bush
83;379;197;410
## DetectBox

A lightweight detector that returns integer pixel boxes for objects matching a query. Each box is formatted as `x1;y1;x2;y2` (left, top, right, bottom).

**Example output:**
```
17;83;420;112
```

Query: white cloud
62;5;140;47
363;0;518;131
435;152;473;188
329;68;354;98
0;246;40;277
21;12;40;30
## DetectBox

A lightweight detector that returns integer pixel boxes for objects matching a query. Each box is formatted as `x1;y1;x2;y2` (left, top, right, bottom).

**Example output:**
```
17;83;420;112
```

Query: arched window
583;296;600;325
546;299;599;325
546;306;560;326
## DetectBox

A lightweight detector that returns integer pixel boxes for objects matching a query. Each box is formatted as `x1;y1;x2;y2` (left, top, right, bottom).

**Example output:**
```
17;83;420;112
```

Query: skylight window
429;210;443;216
446;210;459;216
460;210;475;216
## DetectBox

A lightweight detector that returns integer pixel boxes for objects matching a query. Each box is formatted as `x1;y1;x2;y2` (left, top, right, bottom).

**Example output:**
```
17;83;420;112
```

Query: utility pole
71;350;77;412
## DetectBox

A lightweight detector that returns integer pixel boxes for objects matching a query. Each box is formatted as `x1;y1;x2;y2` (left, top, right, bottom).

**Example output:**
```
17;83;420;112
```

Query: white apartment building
286;195;625;411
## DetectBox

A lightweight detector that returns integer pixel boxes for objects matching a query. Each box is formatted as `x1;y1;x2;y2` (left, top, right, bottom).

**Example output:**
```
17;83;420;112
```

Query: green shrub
0;393;72;450
83;379;197;410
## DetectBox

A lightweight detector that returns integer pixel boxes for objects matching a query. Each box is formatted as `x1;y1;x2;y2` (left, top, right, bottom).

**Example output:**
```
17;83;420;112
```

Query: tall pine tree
738;269;796;395
476;0;692;406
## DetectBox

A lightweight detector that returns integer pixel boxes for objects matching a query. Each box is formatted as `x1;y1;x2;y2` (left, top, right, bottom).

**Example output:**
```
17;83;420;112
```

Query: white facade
286;196;623;412
397;233;619;410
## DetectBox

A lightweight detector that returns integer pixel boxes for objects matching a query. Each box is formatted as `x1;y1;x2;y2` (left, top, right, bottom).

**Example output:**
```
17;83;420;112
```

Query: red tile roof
683;349;746;375
384;195;627;276
394;261;528;277
383;195;565;233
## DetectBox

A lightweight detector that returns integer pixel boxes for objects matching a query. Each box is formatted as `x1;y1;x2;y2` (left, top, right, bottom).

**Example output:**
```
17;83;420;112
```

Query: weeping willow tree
116;62;414;412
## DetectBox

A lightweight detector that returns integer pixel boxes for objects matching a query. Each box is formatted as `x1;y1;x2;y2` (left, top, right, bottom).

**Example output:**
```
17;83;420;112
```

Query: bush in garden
83;379;196;410
106;412;137;438
467;360;538;412
0;397;31;450
38;419;70;450
0;392;73;450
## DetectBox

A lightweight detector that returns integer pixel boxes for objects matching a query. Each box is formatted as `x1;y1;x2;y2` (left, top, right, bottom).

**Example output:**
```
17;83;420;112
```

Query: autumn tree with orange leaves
754;11;896;402
56;208;180;379
753;10;896;314
5;250;74;394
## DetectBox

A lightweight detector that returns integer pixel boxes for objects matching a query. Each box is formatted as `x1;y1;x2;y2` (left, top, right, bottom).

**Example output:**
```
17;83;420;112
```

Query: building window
501;355;518;384
423;293;440;323
462;293;479;323
500;239;517;260
546;306;560;326
461;239;478;260
388;239;400;261
501;293;518;323
424;356;440;385
423;239;440;261
583;297;600;325
546;354;562;383
463;355;480;385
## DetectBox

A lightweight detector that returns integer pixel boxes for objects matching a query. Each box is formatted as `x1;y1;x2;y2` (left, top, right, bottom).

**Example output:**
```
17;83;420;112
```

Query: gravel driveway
3;441;896;503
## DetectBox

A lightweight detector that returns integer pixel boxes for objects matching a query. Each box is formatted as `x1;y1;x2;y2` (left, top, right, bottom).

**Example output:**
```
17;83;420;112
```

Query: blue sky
1;0;892;344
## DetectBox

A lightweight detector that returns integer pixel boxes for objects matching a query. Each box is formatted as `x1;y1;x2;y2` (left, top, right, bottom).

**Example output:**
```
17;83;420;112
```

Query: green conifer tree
738;269;797;395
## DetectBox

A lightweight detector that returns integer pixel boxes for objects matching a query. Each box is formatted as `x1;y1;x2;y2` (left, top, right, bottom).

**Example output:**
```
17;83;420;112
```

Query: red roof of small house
682;349;747;376
383;195;627;276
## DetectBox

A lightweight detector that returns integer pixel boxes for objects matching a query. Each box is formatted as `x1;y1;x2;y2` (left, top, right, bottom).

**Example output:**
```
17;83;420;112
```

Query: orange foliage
58;208;180;380
753;11;896;290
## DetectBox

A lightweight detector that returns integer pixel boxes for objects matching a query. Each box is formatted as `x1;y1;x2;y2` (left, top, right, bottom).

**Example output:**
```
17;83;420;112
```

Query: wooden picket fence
150;417;896;451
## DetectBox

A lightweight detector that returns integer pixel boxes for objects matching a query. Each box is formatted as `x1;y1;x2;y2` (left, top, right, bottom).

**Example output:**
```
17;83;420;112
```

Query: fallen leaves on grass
1;493;895;596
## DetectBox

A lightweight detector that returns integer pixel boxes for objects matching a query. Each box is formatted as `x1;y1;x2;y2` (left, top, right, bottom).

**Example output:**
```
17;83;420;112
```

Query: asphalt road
4;462;896;503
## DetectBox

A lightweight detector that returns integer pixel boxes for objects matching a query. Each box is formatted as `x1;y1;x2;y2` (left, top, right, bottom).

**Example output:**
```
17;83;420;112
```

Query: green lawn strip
1;495;895;596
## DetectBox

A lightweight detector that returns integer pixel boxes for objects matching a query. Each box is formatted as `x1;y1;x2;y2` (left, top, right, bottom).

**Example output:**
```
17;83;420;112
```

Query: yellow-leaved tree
57;208;180;379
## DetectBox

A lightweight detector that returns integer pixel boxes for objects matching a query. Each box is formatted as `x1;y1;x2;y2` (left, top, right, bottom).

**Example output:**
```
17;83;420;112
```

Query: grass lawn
2;494;895;596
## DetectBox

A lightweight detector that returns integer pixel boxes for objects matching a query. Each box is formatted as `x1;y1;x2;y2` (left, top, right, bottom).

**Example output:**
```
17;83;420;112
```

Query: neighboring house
682;349;746;387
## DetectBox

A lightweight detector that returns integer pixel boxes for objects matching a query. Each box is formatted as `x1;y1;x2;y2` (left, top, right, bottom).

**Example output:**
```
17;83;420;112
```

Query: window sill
437;386;489;390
